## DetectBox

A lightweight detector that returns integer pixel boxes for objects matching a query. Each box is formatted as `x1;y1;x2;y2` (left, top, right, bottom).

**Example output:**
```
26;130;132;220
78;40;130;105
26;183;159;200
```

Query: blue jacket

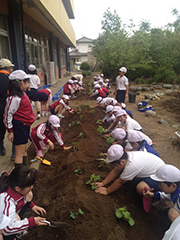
138;140;160;157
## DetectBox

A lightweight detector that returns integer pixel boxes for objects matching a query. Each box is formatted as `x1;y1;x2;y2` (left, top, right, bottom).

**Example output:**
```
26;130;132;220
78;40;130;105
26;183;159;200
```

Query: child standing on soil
30;115;72;157
4;70;35;168
0;166;47;239
143;164;180;223
37;88;52;116
26;64;41;119
49;94;73;118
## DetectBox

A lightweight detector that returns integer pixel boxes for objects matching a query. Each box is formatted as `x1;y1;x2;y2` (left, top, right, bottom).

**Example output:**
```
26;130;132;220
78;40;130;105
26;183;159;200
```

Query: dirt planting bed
24;89;172;240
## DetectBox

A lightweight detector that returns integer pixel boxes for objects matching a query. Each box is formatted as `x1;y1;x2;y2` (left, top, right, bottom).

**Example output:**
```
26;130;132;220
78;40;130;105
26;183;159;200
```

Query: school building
0;0;76;85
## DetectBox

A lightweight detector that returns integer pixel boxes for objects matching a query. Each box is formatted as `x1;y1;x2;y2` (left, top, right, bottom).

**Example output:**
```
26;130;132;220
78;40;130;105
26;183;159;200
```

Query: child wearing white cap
30;115;72;157
94;144;165;196
90;84;109;98
114;67;129;103
63;79;75;96
143;164;180;223
49;94;73;118
4;70;35;168
26;64;41;119
105;79;110;89
0;212;10;240
93;97;114;108
128;130;159;157
101;105;115;124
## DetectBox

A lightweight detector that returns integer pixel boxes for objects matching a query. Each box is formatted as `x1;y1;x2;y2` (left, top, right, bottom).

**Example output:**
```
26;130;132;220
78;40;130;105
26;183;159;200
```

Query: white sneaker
58;114;64;118
45;112;49;117
41;111;45;117
37;113;41;119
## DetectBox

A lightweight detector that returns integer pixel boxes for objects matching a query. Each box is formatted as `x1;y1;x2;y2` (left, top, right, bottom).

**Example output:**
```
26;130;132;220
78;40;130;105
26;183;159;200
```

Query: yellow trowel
36;156;51;166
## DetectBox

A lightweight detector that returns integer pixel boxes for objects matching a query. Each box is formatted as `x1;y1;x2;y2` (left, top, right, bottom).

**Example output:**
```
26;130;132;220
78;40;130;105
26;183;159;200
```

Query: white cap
128;131;144;142
73;80;78;83
111;128;126;140
112;100;117;106
105;79;109;82
48;115;60;128
28;64;36;71
107;144;124;163
151;164;180;183
68;79;73;84
9;70;30;80
94;84;101;89
46;88;52;93
112;106;122;112
100;73;104;77
121;103;126;109
0;212;10;230
96;96;103;103
105;105;114;114
62;94;69;100
93;81;98;86
98;79;103;83
116;109;127;117
119;67;127;73
78;82;83;86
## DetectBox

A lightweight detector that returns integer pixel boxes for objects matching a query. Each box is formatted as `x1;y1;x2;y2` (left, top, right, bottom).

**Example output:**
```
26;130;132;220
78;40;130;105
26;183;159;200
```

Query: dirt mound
24;96;171;240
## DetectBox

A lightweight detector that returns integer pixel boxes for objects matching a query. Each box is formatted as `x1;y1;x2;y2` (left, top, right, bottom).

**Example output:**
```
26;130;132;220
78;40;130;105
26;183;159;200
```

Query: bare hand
93;182;104;188
34;217;47;226
63;146;72;150
69;110;74;114
48;140;54;150
95;187;108;195
8;132;14;142
143;188;154;198
32;205;46;215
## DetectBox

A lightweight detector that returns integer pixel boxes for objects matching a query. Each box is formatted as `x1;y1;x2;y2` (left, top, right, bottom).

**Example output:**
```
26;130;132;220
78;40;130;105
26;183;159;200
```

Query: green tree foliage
80;62;90;71
93;8;180;83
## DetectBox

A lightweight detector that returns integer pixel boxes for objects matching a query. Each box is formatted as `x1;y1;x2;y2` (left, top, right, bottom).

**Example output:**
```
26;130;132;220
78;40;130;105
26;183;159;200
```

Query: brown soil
24;80;180;240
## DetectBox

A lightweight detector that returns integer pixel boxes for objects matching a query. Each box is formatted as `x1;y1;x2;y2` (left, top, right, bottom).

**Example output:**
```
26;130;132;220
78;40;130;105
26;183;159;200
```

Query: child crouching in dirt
30;115;72;157
49;94;73;118
0;166;47;239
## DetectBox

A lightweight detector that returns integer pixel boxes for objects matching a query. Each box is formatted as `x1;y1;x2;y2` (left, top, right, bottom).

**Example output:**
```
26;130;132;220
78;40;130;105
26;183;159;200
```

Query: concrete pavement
0;73;74;173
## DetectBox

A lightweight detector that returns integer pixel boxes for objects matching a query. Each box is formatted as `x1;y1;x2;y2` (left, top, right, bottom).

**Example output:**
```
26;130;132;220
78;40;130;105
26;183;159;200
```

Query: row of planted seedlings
69;108;135;226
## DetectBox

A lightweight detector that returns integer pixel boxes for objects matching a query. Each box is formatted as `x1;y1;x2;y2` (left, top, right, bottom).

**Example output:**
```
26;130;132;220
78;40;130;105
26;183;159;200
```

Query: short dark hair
113;152;128;164
164;181;180;187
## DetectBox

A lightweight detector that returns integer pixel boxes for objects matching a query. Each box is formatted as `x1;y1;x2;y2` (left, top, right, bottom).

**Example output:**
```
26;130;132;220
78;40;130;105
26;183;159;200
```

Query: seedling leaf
70;210;78;219
115;209;123;219
78;208;84;215
128;218;135;226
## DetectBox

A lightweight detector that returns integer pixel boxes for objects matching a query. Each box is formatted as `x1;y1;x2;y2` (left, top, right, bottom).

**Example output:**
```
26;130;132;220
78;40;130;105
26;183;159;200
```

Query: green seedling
98;159;110;168
96;119;102;124
115;206;135;227
97;126;106;133
79;115;83;120
68;123;72;128
72;142;77;151
77;111;81;115
99;152;104;157
70;209;84;220
74;166;83;175
71;121;75;126
106;137;115;144
79;132;84;138
89;106;93;110
76;121;80;125
78;107;82;112
70;210;78;219
81;104;86;108
86;173;101;190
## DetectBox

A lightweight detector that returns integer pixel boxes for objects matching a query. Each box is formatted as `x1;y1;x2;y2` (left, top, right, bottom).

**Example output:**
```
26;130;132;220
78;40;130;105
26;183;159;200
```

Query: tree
80;62;90;71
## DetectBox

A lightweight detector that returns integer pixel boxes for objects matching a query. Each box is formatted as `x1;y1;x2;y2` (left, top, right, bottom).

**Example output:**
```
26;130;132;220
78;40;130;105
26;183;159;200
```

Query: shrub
82;70;92;76
154;66;177;83
80;62;90;71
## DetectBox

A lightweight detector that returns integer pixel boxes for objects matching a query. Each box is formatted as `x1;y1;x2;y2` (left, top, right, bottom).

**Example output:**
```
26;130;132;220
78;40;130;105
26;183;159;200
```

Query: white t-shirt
118;116;142;131
162;215;180;240
29;74;40;89
120;151;165;181
74;74;83;82
116;75;129;90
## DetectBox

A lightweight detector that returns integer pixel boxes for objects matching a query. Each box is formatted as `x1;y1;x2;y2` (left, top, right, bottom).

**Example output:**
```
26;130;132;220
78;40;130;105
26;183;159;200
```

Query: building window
0;13;11;59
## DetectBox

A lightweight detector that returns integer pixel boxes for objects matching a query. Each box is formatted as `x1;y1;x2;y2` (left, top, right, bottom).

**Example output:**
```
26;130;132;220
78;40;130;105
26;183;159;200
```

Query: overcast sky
70;0;179;40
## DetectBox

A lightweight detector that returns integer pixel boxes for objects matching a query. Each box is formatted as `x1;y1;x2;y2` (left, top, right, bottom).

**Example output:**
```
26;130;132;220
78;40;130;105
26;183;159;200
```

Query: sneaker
39;140;47;150
36;150;43;158
41;111;45;117
37;113;41;119
45;112;49;117
58;114;64;118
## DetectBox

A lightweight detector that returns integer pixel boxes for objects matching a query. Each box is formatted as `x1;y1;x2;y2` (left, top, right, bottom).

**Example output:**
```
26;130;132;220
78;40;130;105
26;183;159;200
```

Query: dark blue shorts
13;119;30;145
50;107;57;115
26;88;39;101
38;92;48;102
142;177;160;192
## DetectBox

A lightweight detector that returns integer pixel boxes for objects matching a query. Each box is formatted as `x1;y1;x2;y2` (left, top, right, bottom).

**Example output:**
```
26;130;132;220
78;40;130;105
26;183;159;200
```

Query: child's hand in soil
63;146;72;150
93;182;104;188
47;140;54;150
95;187;108;195
32;205;46;215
